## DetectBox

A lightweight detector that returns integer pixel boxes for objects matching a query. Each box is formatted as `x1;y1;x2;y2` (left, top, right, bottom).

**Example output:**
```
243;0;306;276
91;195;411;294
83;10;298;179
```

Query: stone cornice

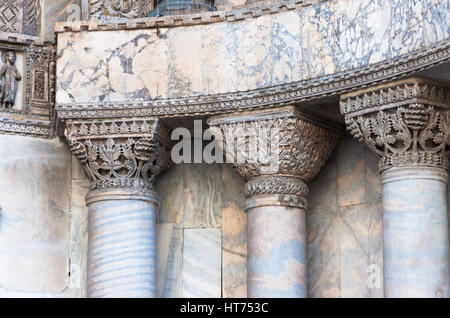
55;0;308;33
0;32;53;47
55;39;450;122
207;105;341;133
340;77;450;118
0;117;52;137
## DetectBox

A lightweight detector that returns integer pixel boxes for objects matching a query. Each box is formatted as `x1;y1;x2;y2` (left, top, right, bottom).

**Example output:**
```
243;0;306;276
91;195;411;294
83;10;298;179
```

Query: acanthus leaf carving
341;78;450;171
66;118;172;191
208;106;340;197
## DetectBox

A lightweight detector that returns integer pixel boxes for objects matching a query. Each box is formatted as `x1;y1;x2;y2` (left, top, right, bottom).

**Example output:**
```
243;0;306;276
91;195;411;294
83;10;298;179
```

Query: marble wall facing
56;0;449;105
156;163;247;298
43;0;82;39
0;132;448;297
307;133;384;298
0;135;85;297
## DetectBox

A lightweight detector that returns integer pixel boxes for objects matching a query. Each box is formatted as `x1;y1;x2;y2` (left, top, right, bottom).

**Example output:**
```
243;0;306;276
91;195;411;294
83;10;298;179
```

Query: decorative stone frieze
0;34;55;138
89;0;154;21
244;175;308;199
65;118;172;191
341;78;450;171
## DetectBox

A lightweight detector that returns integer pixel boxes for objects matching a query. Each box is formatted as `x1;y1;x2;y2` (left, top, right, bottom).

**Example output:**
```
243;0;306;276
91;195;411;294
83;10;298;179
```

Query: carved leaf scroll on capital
209;108;339;198
346;105;450;171
66;119;172;191
342;79;450;171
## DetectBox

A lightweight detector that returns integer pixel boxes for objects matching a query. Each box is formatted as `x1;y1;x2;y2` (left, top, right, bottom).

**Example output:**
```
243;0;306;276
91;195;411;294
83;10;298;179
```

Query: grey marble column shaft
340;77;450;298
381;167;449;297
86;188;158;298
245;193;307;298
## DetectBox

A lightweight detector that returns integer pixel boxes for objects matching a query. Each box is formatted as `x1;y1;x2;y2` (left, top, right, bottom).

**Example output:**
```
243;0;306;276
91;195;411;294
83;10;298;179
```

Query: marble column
65;118;171;298
340;77;450;298
208;106;339;298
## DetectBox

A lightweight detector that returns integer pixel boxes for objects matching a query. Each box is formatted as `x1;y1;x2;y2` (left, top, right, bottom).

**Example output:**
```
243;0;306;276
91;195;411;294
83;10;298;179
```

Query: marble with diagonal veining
182;228;221;298
56;0;449;105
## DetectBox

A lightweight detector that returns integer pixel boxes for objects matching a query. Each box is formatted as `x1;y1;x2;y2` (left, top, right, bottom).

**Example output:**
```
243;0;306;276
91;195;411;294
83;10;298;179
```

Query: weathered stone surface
43;0;82;38
56;0;449;105
183;164;222;228
339;203;383;298
307;134;384;298
247;206;306;298
86;189;158;298
156;165;185;224
68;176;90;297
156;222;183;298
382;168;449;297
307;205;341;298
182;228;221;298
0;135;71;294
221;165;247;298
307;151;340;298
336;135;367;207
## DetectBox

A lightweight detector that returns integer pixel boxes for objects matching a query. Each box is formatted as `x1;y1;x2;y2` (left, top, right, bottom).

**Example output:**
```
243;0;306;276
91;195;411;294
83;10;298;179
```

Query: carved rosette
208;106;339;204
65;118;172;192
340;78;450;172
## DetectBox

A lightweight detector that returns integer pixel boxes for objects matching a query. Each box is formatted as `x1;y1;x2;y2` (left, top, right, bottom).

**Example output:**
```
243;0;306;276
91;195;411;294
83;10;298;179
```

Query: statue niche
0;51;22;110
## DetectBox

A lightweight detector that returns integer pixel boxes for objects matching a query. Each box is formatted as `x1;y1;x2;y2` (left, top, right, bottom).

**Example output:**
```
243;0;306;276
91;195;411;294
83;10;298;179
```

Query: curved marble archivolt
55;0;449;118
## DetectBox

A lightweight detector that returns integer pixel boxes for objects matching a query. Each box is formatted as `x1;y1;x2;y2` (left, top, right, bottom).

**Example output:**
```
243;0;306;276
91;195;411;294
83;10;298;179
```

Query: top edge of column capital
65;117;172;144
207;105;342;133
381;166;448;184
86;187;159;205
341;77;450;99
340;77;450;117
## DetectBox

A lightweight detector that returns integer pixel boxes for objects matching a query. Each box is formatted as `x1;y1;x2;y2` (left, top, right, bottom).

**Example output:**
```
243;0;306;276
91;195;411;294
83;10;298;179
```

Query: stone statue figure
0;51;22;109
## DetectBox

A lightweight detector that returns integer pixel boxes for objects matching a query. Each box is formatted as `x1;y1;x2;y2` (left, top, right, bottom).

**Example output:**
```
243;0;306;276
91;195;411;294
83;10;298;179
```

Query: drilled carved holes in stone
66;119;172;190
244;176;308;198
346;105;450;170
219;117;338;182
70;137;169;190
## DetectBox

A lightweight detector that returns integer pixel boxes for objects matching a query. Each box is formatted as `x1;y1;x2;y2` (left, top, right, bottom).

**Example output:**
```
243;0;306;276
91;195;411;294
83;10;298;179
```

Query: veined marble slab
182;228;221;298
0;135;71;294
56;0;449;105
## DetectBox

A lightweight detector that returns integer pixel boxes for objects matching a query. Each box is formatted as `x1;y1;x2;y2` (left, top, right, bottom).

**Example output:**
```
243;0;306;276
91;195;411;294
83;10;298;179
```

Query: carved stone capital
65;118;172;192
340;78;450;171
208;106;339;198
